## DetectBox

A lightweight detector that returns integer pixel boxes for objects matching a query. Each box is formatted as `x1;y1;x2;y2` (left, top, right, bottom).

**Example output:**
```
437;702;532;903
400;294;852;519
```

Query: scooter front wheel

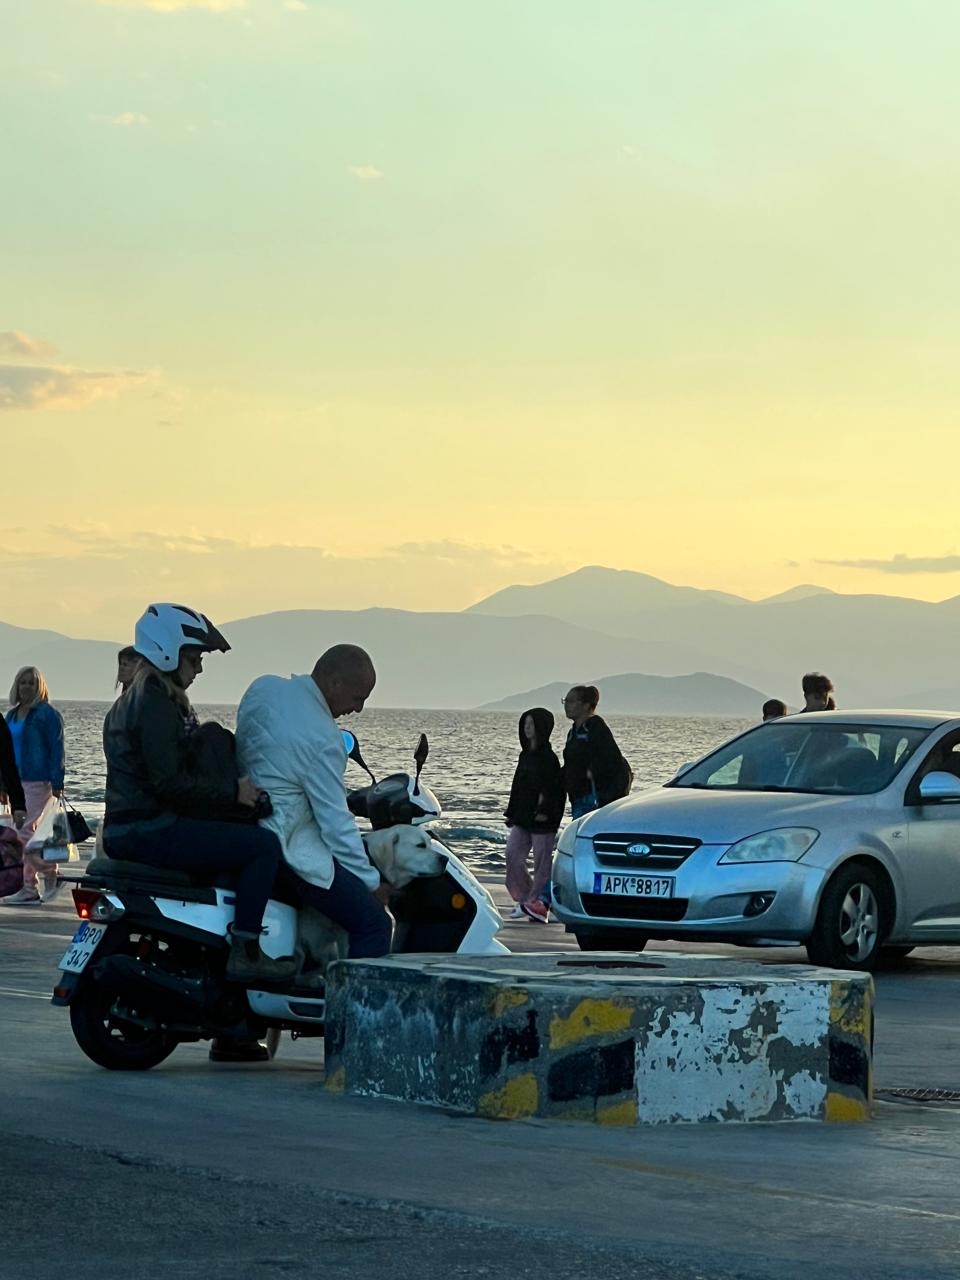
69;976;178;1071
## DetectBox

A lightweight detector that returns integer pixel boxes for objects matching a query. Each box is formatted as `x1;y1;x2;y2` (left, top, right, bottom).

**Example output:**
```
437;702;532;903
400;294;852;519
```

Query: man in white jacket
236;645;391;957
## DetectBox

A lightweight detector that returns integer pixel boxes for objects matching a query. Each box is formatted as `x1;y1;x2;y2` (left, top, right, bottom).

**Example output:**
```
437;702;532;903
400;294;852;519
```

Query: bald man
236;645;391;958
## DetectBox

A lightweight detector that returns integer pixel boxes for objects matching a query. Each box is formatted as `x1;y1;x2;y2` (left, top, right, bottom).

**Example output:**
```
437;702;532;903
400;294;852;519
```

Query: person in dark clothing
102;603;294;984
562;685;631;819
762;698;787;722
801;672;835;712
503;708;564;924
0;715;27;829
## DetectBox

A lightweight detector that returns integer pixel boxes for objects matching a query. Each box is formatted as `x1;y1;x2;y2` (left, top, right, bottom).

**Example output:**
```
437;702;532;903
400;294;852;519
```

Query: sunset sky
3;0;960;639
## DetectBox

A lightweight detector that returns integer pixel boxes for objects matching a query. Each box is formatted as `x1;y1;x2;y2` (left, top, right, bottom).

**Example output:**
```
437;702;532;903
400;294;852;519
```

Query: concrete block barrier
324;952;873;1125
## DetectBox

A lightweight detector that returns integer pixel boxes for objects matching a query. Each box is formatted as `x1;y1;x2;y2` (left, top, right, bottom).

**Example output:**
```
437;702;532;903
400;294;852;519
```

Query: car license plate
593;873;675;898
59;922;106;973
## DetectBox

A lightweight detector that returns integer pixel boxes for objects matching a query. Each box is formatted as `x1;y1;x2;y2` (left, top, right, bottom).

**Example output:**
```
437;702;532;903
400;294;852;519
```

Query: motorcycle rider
101;604;295;982
236;644;392;959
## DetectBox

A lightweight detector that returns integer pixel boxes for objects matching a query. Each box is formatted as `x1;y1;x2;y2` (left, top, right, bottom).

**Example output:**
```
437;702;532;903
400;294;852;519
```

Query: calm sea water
59;703;750;876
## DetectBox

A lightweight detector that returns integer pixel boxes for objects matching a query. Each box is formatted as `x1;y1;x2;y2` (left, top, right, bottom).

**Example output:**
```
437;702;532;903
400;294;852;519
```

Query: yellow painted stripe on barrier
549;998;633;1049
477;1073;538;1120
825;1092;870;1123
325;1065;346;1093
491;987;529;1018
596;1099;637;1127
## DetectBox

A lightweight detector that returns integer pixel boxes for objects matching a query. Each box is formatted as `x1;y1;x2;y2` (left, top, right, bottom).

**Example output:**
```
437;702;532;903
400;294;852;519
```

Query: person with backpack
502;708;564;925
561;684;632;819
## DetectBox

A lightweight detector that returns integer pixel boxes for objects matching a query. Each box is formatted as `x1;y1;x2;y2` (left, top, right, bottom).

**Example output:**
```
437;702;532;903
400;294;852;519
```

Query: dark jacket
102;673;237;836
0;715;26;813
563;714;630;807
4;702;64;791
504;708;565;834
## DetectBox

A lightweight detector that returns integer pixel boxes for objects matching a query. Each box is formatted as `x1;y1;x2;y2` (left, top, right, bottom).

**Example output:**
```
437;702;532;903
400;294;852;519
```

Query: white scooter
52;733;506;1070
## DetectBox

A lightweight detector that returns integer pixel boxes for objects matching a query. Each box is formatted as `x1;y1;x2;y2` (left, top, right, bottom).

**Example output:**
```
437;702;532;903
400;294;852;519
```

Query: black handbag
63;798;94;844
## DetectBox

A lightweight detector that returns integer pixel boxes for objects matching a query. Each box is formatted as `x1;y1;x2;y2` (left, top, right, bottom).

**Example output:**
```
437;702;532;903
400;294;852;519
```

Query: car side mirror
918;771;960;802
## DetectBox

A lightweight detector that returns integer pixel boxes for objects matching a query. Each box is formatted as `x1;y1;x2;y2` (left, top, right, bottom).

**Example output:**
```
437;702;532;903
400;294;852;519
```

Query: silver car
551;711;960;971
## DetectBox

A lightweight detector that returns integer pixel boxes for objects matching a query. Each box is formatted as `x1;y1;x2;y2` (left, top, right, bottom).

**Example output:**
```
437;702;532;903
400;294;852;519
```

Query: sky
3;0;960;639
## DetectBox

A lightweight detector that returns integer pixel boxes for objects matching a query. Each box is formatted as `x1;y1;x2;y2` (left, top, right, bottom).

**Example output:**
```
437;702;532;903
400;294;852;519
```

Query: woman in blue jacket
1;666;65;906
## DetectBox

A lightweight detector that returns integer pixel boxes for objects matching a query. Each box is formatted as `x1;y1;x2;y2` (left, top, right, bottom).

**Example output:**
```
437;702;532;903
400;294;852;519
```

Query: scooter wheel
69;978;177;1071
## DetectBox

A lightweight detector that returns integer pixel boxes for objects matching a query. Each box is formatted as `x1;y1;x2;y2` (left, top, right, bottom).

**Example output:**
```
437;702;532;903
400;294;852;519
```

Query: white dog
295;825;443;970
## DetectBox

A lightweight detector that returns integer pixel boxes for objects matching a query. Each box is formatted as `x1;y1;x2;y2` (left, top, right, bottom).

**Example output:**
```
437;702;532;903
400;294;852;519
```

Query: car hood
577;787;862;844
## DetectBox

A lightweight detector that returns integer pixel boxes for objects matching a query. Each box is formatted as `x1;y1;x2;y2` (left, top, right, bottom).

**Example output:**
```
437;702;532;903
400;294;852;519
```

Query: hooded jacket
504;708;565;834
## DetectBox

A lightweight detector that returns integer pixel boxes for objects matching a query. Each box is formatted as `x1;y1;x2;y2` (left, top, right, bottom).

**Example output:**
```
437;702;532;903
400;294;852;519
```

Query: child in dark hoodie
503;708;565;922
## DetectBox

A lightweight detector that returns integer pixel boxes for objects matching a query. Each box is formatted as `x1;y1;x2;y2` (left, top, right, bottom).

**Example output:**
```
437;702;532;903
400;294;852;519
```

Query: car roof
784;710;958;730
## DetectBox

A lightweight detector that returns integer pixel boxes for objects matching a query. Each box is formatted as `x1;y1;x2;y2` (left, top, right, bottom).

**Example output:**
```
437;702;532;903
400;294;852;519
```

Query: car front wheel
806;863;888;972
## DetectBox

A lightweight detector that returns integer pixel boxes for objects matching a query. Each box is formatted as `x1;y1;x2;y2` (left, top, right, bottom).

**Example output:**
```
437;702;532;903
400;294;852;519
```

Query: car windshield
670;721;930;796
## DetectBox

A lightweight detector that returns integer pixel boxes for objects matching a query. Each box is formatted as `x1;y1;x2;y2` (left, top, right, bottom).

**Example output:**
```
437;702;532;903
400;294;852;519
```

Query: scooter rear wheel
69;935;178;1071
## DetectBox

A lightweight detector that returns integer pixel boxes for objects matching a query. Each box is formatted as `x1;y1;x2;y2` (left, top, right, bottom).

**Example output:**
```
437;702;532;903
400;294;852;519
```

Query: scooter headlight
555;818;584;858
719;827;819;864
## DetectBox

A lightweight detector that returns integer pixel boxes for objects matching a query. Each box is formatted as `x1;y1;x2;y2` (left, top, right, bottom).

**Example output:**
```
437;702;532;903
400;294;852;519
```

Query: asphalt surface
2;879;960;1280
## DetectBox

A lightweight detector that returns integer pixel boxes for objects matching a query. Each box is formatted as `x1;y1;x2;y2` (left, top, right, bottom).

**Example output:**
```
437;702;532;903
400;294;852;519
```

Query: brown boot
225;935;298;983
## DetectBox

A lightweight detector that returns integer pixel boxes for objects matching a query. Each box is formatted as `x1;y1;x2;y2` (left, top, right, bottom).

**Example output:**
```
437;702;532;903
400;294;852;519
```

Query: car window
673;722;931;795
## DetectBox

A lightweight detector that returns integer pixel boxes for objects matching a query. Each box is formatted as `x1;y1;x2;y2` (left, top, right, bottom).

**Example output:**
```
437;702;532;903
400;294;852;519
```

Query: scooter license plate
59;922;107;973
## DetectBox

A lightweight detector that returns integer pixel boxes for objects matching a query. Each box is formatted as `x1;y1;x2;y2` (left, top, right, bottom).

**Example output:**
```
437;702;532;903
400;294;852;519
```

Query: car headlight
719;827;819;864
555;818;583;857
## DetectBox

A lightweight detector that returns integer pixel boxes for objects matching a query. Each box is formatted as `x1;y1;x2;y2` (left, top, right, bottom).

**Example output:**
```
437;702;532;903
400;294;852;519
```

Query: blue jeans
105;817;282;937
276;861;392;959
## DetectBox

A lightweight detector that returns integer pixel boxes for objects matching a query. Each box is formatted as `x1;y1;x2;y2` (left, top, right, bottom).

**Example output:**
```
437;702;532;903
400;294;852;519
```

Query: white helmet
133;603;230;673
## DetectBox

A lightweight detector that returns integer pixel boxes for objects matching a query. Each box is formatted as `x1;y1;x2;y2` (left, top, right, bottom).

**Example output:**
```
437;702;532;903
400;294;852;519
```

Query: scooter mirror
341;730;376;783
414;733;429;774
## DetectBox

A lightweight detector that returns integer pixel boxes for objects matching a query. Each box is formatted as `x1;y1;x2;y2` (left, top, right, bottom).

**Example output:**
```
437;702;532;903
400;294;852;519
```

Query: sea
59;703;751;876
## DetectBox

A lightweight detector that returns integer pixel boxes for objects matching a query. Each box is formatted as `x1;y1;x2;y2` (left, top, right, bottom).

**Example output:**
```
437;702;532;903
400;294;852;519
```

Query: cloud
348;164;384;181
390;540;543;567
111;112;149;126
0;365;150;412
98;0;246;11
819;553;960;575
0;330;57;358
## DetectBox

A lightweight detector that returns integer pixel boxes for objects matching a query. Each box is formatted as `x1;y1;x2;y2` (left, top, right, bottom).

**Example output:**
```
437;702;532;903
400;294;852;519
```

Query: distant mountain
468;566;747;621
195;608;739;707
480;671;768;717
759;584;836;604
465;569;960;707
0;621;121;700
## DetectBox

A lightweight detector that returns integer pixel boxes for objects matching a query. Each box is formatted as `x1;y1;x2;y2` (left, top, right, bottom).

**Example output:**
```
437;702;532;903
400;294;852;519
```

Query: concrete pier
324;951;873;1125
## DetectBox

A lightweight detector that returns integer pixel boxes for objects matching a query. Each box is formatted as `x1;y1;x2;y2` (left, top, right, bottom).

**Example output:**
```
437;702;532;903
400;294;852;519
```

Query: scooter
52;733;506;1070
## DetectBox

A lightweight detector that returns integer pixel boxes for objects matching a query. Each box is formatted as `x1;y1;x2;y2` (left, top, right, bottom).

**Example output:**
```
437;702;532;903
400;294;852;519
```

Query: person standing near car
503;708;564;924
801;672;835;712
562;685;632;819
1;666;65;906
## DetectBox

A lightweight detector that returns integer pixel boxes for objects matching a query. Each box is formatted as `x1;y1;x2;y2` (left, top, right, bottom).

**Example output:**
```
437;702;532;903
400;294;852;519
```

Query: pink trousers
20;781;56;892
504;826;556;903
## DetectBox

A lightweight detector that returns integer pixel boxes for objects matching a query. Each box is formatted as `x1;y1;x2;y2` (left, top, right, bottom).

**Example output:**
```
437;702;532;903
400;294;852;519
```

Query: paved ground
3;879;960;1279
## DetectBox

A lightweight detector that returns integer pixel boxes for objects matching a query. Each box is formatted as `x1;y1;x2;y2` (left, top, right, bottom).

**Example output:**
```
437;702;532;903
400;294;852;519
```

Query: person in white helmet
101;604;295;983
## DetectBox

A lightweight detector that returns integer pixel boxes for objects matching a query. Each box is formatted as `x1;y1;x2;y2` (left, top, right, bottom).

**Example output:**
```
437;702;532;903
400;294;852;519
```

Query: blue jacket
5;702;65;791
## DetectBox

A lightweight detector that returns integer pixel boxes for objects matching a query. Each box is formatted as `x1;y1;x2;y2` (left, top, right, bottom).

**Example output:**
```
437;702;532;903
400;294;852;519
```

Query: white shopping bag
24;796;79;863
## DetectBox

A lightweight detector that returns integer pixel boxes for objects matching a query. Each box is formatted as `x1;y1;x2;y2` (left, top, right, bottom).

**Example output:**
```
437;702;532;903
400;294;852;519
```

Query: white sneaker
2;887;42;906
505;904;525;919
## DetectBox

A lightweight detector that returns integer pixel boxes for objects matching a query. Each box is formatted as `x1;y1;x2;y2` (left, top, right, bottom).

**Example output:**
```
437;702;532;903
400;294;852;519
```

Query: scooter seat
85;856;238;892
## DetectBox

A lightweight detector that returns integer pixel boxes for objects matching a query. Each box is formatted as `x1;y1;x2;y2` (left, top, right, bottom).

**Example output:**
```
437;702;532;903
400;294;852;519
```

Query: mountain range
2;567;959;711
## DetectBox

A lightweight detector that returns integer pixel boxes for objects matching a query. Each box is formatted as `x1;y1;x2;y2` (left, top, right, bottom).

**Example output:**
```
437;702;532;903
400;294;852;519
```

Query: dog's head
365;825;443;887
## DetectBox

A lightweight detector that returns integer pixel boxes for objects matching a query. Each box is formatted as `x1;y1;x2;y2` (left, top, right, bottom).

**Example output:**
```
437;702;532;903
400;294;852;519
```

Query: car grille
580;893;689;922
592;833;701;871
